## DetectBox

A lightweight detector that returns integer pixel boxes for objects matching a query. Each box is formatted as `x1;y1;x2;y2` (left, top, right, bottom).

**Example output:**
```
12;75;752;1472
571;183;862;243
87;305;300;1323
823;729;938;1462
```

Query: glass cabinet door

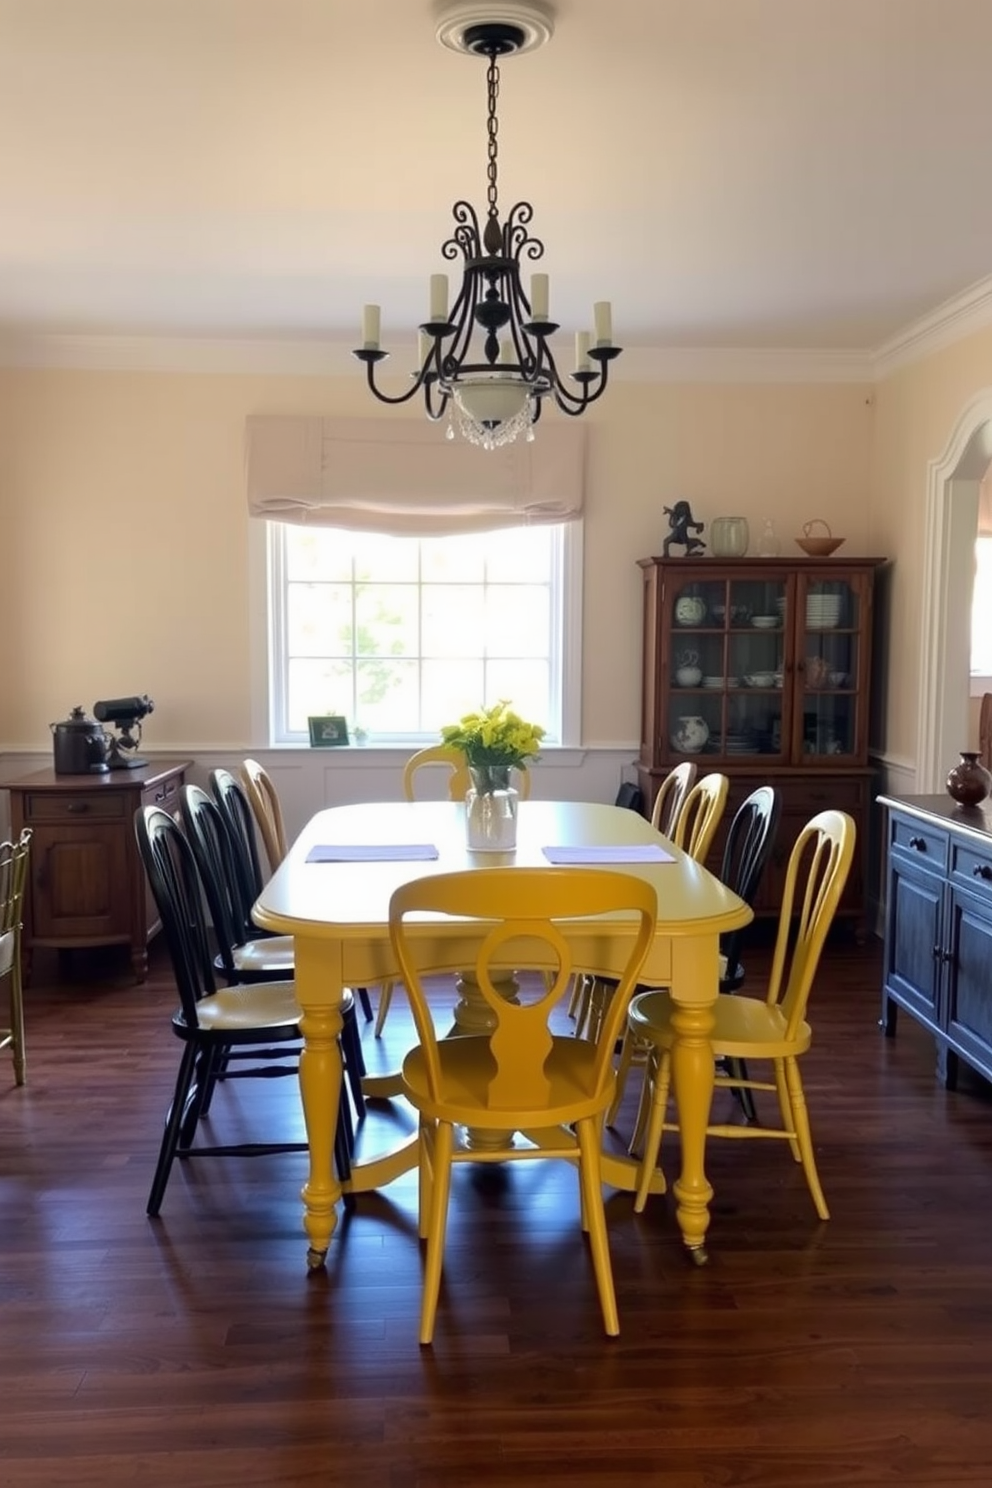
793;573;864;761
668;571;791;762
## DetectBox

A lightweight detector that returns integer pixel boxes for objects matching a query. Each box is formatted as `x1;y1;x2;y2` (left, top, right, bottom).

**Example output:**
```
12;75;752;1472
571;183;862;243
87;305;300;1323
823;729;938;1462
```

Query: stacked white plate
703;676;726;689
806;593;842;629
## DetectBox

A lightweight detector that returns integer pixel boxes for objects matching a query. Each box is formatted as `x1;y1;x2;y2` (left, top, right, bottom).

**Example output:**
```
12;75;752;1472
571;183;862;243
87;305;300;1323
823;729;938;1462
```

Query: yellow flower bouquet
441;700;545;795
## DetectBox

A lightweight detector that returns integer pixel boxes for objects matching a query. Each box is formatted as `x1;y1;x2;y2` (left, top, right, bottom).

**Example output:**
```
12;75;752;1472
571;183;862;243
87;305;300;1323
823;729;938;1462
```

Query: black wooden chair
712;785;782;1121
210;766;374;1023
135;804;360;1216
181;782;366;1123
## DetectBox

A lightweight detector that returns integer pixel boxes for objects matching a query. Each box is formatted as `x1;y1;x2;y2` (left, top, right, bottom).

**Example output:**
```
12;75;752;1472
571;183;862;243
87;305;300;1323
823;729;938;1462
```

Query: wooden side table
0;759;191;983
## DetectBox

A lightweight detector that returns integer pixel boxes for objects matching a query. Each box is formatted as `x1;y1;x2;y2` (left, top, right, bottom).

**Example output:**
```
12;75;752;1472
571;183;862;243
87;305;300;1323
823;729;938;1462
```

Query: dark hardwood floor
3;932;992;1487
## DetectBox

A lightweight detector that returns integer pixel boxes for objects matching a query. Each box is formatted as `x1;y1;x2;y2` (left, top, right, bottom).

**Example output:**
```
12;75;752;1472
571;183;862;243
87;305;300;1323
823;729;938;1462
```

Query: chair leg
419;1120;454;1346
773;1057;801;1161
576;1116;619;1336
571;974;593;1038
628;1045;659;1157
339;1002;366;1122
373;980;394;1039
607;1025;641;1126
9;965;26;1085
633;1049;672;1214
148;1041;199;1216
334;1085;354;1186
356;986;374;1022
726;1056;758;1123
417;1119;434;1241
784;1056;830;1221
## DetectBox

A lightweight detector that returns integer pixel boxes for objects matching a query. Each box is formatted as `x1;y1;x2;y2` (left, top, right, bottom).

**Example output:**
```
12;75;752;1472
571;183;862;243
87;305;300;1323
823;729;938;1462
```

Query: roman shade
245;416;585;536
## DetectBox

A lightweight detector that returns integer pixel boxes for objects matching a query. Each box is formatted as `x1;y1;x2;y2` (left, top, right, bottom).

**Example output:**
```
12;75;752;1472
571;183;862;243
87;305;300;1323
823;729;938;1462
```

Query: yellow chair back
240;758;289;872
650;760;697;837
767;808;857;1038
402;744;531;801
672;772;728;862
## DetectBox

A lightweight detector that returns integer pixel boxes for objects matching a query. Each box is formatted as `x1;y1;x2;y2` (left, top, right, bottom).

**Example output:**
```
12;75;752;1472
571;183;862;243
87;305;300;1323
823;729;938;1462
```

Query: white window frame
255;519;583;748
970;533;992;698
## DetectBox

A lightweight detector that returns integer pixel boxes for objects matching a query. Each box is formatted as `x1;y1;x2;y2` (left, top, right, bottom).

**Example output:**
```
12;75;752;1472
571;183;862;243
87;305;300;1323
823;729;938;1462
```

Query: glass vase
465;765;519;851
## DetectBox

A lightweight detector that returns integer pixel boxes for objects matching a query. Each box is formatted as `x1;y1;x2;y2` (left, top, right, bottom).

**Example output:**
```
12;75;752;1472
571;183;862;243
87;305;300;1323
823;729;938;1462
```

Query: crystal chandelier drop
353;1;621;451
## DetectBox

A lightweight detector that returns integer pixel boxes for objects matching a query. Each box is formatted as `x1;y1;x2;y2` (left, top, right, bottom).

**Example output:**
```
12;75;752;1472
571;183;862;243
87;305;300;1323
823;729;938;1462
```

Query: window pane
288;583;352;656
972;537;992;675
270;521;570;743
354;584;419;657
423;585;486;657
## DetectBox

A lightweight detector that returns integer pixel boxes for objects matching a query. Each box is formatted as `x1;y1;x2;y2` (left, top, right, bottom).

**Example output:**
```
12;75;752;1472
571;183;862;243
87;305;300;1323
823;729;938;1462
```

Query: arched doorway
917;391;992;790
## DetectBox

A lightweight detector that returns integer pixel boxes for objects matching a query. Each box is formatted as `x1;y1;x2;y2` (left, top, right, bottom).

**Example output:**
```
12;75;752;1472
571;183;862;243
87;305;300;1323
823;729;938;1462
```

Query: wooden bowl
796;535;844;557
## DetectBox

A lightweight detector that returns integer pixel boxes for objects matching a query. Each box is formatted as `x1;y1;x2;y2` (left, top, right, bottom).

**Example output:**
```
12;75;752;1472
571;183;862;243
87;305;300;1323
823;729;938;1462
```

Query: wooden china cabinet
637;555;887;932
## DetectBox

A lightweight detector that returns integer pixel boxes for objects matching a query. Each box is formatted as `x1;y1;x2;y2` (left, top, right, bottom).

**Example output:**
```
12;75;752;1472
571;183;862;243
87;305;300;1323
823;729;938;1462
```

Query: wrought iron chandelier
354;1;621;451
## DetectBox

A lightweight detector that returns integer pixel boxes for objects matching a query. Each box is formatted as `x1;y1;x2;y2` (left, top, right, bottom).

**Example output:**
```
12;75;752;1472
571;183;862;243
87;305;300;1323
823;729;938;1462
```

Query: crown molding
2;276;992;384
872;273;992;380
0;332;875;384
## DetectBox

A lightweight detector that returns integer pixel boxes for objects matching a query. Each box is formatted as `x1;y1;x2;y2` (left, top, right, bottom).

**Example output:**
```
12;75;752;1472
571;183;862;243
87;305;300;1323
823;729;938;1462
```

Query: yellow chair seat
181;978;301;1034
230;934;296;977
401;1034;608;1130
628;988;813;1062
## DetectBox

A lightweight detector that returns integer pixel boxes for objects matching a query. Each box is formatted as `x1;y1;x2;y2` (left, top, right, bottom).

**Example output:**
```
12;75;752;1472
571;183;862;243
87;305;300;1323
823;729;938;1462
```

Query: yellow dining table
253;798;751;1269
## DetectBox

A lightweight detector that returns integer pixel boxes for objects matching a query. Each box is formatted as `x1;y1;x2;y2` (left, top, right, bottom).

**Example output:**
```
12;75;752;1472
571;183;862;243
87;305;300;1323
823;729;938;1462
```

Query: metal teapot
51;706;111;774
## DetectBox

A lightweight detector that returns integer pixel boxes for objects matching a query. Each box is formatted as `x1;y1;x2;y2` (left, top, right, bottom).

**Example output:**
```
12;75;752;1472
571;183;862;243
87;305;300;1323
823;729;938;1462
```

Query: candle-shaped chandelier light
354;1;621;451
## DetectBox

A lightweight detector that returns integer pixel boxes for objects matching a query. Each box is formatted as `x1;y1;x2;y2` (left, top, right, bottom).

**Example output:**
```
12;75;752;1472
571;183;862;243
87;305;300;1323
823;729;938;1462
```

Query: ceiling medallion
353;0;621;451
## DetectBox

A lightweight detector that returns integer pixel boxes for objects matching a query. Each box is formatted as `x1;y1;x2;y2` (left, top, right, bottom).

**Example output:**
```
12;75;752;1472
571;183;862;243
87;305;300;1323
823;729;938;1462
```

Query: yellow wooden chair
240;758;289;875
389;865;656;1344
650;759;697;837
401;743;531;802
374;745;532;1038
1;828;31;1086
626;809;856;1219
671;771;729;863
238;760;374;1026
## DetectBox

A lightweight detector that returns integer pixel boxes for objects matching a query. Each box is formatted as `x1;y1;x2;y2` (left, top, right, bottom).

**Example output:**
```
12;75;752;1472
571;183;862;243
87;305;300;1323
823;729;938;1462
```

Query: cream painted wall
870;325;992;764
0;367;873;752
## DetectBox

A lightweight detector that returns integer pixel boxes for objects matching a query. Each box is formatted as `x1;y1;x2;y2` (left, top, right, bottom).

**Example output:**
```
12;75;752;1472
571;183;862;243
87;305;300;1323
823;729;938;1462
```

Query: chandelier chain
486;50;500;224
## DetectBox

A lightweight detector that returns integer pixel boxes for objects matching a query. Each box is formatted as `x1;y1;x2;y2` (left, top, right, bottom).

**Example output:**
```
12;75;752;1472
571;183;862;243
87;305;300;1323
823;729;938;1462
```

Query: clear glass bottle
757;518;782;557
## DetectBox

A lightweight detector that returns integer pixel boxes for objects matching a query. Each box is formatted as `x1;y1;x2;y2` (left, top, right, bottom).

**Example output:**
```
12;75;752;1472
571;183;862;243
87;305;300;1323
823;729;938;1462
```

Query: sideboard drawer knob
908;835;926;851
972;863;992;882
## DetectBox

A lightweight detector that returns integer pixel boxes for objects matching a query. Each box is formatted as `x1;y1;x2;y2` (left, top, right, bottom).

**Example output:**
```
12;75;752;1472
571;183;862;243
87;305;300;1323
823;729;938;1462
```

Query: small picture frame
308;715;350;748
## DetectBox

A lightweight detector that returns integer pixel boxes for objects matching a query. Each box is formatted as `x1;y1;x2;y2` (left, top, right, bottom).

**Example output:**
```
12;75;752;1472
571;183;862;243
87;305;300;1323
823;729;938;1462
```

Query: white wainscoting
0;746;641;851
867;752;917;938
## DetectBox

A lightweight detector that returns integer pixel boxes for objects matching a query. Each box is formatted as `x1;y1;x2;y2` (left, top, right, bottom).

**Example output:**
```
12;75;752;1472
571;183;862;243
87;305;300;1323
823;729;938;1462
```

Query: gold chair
627;809;856;1219
388;865;657;1344
650;760;697;837
240;758;289;874
401;743;531;802
1;828;31;1086
235;764;375;1026
671;771;729;863
374;744;533;1038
